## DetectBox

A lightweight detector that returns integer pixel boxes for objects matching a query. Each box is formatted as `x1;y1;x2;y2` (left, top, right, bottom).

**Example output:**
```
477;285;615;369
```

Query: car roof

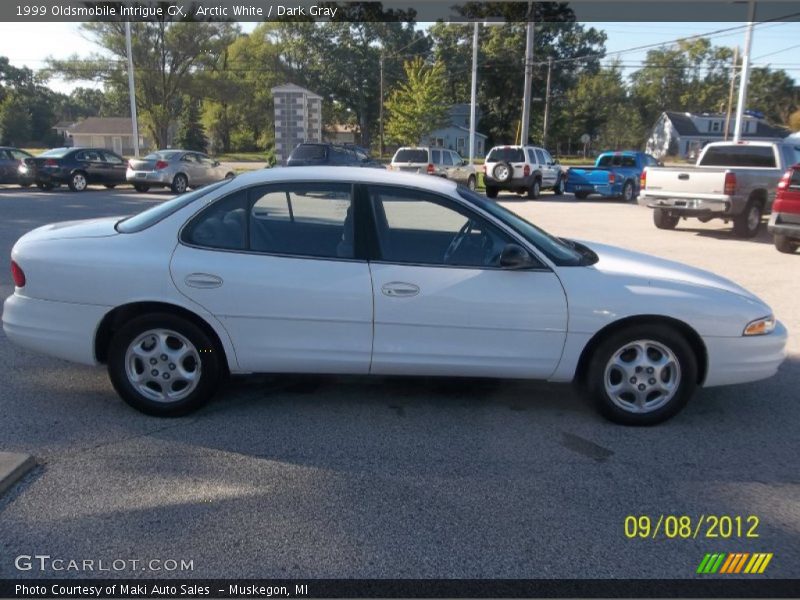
229;166;459;194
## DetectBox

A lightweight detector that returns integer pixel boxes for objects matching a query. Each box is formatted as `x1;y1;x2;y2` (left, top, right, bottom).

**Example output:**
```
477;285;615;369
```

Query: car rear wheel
68;172;88;192
653;208;679;230
485;185;499;199
621;180;635;202
574;191;589;200
774;234;799;254
466;175;476;191
36;182;54;191
19;182;32;188
586;324;697;425
527;178;541;199
171;173;188;194
104;184;117;189
108;313;222;417
733;200;762;238
133;183;150;193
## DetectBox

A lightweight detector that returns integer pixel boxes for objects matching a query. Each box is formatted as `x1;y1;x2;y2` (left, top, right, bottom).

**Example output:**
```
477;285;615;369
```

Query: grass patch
215;152;269;162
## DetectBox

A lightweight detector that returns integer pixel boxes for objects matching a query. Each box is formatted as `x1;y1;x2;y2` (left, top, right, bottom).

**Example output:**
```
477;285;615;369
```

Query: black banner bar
1;1;800;22
2;579;800;598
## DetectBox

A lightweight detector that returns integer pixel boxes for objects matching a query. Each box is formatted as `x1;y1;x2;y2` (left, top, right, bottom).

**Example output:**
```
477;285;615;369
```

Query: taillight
44;159;57;167
724;172;737;196
155;160;169;170
426;163;434;174
608;172;616;185
777;170;792;190
523;165;530;177
128;161;135;169
640;169;647;189
11;260;25;287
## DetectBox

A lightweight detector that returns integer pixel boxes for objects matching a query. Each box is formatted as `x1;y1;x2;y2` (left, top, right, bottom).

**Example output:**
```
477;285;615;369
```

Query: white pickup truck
639;141;800;238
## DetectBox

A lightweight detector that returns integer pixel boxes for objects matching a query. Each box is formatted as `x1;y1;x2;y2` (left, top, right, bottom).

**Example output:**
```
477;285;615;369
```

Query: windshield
393;149;428;163
487;147;525;163
456;188;585;266
116;180;230;233
144;151;182;160
291;145;327;160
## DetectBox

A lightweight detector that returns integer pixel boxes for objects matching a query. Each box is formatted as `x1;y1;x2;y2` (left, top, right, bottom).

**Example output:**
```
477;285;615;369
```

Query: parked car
639;141;800;238
21;147;128;192
0;147;33;186
127;150;235;194
483;145;563;199
565;151;660;201
3;167;786;425
767;164;800;254
286;143;384;169
389;147;478;190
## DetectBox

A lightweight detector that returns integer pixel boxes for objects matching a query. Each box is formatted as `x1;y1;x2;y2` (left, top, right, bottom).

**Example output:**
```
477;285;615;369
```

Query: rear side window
780;145;800;168
291;145;327;160
700;145;777;168
182;191;248;250
621;155;637;167
534;149;546;164
597;155;623;167
328;146;353;165
487;147;525;163
393;149;428;163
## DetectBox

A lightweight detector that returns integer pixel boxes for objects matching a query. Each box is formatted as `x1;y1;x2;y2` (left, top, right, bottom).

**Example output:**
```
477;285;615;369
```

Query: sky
0;20;798;95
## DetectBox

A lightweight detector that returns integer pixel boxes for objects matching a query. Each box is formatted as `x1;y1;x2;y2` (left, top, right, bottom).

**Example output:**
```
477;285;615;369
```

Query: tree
174;98;207;152
385;57;449;144
789;109;800;132
747;67;798;125
0;92;32;145
48;21;239;148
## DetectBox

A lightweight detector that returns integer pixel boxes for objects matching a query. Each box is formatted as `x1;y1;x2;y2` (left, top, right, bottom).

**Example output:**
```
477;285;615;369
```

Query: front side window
368;185;515;269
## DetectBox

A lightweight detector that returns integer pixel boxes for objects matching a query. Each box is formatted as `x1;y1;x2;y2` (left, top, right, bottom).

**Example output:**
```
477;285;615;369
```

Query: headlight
743;315;776;336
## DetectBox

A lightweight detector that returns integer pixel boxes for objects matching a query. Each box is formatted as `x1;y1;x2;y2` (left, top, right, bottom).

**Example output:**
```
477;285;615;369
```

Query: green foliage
385;57;449;145
175;99;207;152
789;109;800;132
0;92;31;145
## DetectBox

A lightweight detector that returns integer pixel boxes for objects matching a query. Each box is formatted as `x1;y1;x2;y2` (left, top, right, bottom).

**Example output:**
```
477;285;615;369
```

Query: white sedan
2;167;787;424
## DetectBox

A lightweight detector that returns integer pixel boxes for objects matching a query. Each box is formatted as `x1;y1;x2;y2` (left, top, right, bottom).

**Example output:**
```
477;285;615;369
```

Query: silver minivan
389;146;477;190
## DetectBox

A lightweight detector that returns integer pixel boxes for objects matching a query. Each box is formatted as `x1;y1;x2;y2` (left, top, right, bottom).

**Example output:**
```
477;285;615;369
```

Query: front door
170;182;373;373
365;184;568;378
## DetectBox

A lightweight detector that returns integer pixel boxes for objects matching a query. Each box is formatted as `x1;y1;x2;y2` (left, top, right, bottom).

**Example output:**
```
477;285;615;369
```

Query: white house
421;104;488;159
67;118;150;155
646;111;790;159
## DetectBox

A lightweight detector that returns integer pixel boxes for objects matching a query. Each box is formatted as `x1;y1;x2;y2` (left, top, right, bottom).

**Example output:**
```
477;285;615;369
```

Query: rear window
145;151;181;160
290;145;327;160
393;149;429;163
700;145;777;168
39;148;70;158
487;147;525;163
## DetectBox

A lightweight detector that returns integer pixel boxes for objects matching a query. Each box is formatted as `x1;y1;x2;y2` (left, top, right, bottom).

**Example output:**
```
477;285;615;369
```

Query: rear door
75;149;109;183
365;184;568;378
539;149;559;186
170;181;373;373
100;150;128;184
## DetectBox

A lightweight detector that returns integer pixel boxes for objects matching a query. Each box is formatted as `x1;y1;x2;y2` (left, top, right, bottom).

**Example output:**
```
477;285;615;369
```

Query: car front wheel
733;200;762;238
171;173;188;194
586;324;697;425
485;185;499;199
108;313;222;416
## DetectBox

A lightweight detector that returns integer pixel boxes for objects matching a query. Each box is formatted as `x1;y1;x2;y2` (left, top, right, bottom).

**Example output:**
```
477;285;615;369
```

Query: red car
768;164;800;254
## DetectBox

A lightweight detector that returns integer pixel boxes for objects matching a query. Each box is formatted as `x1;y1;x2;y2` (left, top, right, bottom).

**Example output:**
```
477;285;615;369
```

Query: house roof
68;117;135;136
271;83;322;98
662;111;790;139
52;120;77;129
663;112;699;136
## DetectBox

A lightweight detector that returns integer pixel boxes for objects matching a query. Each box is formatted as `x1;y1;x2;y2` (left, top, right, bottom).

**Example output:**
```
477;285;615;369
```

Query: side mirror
499;243;537;269
462;159;470;166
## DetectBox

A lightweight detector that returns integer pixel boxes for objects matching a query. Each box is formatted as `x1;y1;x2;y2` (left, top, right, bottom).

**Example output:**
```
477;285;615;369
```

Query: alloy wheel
603;339;681;414
124;329;202;403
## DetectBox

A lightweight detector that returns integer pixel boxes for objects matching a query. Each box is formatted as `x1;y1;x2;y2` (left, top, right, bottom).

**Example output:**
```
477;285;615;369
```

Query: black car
23;147;128;192
286;143;384;168
0;147;34;186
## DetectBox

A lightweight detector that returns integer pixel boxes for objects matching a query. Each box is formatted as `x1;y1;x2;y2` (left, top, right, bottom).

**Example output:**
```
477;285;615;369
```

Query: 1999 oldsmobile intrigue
3;168;787;425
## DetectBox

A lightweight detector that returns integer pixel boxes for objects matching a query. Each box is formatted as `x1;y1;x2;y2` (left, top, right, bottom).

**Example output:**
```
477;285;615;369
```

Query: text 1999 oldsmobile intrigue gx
3;167;787;424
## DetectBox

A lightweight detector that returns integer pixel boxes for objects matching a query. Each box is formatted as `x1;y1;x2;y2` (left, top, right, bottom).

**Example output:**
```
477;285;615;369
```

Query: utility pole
733;0;756;142
520;2;534;145
379;54;384;158
542;56;553;148
469;22;479;164
723;46;739;142
125;20;140;157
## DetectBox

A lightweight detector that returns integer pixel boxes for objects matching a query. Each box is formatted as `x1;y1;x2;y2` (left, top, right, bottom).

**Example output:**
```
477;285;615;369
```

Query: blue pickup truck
565;151;661;201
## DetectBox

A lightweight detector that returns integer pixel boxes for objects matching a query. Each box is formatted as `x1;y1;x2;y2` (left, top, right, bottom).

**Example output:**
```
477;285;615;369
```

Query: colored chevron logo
697;552;773;574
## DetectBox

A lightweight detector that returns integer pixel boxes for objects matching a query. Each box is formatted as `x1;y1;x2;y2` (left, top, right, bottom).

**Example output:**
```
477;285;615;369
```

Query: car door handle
678;173;690;180
381;282;419;297
185;273;223;289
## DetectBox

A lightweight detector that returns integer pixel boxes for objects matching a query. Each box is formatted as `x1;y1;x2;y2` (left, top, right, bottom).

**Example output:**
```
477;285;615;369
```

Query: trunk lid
127;159;159;171
16;217;121;245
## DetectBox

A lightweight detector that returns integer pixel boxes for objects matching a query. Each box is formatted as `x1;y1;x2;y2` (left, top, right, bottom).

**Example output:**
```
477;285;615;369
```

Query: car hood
17;217;121;244
582;241;759;301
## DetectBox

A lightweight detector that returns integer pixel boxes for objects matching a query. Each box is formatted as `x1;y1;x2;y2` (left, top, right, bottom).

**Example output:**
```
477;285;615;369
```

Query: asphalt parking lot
0;183;798;579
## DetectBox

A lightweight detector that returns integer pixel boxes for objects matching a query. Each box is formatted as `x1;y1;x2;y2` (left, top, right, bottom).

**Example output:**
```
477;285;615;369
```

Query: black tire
574;191;589;200
732;200;762;238
104;184;117;189
485;185;499;199
621;180;635;202
466;175;476;191
68;171;88;192
37;182;54;191
492;161;513;183
527;178;541;199
19;182;32;188
774;234;799;254
552;176;563;195
107;313;222;417
585;324;697;425
653;208;679;230
133;183;150;193
171;173;188;194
